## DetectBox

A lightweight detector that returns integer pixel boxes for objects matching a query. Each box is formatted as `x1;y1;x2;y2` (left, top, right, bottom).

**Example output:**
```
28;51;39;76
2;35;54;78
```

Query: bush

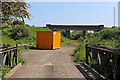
71;31;83;40
11;25;31;40
78;37;84;42
94;28;120;40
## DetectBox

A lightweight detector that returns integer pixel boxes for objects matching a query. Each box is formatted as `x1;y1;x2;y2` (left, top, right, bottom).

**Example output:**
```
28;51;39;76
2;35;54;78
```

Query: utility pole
118;1;120;27
114;7;115;27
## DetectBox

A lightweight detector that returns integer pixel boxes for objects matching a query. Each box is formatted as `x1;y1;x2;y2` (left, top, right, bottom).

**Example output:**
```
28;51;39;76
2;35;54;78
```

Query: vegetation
1;65;10;78
11;25;31;40
61;35;72;46
1;1;32;78
2;25;75;47
61;31;79;47
13;20;25;26
2;25;50;45
70;31;83;40
18;56;26;65
1;1;31;26
73;27;120;62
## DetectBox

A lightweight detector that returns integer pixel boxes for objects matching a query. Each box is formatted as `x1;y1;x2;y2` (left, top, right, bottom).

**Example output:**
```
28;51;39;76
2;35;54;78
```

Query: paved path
11;47;85;79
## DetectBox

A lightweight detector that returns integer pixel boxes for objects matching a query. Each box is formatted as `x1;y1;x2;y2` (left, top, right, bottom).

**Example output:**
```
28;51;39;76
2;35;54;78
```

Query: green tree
1;1;31;26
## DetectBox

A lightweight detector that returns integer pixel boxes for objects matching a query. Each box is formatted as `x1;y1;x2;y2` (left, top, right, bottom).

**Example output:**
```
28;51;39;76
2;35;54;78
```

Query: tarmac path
10;47;85;79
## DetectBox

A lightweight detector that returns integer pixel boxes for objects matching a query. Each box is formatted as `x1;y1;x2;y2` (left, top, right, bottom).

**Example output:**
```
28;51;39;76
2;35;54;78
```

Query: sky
25;2;118;27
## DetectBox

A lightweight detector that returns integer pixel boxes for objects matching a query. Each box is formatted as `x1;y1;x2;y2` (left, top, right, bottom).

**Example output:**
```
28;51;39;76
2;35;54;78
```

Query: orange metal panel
53;31;61;49
36;31;61;49
36;31;53;49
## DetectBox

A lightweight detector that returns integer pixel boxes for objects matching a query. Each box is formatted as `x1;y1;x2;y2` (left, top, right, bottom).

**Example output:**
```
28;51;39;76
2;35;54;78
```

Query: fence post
113;55;120;80
15;44;18;65
86;44;88;64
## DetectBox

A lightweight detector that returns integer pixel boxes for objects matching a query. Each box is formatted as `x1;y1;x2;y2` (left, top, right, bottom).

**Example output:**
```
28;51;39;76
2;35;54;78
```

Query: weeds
18;56;26;65
1;65;10;78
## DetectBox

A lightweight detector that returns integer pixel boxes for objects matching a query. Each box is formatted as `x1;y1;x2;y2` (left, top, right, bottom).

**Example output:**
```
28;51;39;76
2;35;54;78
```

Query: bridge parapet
0;44;18;70
86;44;120;80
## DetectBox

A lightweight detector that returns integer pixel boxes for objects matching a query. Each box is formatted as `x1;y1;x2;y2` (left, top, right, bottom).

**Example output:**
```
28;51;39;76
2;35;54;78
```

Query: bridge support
83;30;86;39
66;30;70;39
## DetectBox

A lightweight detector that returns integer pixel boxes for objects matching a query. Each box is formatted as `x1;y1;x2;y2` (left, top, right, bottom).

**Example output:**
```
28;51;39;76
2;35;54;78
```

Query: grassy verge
17;46;31;65
73;42;86;62
61;36;72;47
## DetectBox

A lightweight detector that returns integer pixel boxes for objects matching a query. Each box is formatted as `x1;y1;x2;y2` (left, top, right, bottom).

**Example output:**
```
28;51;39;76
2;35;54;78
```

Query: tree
1;1;31;26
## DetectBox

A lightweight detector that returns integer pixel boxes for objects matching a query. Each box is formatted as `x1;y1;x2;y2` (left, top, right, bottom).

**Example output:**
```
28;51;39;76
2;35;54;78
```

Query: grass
61;36;72;46
1;65;10;78
73;42;86;62
2;25;77;47
2;35;16;45
2;26;51;46
29;27;51;37
73;27;120;62
18;56;26;65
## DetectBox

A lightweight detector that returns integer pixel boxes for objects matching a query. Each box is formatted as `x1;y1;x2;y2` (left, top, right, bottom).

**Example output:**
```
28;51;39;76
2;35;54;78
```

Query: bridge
46;24;104;39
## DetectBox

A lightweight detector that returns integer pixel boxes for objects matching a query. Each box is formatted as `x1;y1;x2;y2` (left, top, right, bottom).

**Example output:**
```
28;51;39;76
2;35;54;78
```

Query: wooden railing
0;44;18;69
85;44;120;80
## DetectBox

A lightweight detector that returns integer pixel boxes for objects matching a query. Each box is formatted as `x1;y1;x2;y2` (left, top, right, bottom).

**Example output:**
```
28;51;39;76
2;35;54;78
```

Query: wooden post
113;55;120;80
9;50;12;67
86;44;89;64
15;44;18;65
